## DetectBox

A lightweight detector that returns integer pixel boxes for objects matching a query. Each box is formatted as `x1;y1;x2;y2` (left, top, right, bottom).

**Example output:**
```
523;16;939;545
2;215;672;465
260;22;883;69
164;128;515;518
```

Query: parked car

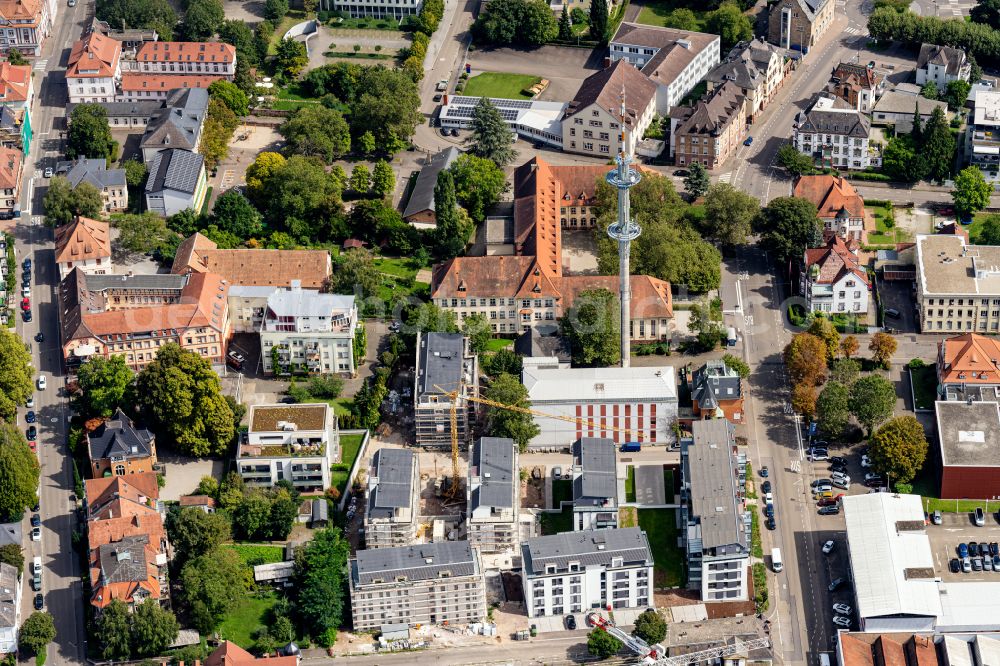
861;454;872;468
565;615;576;630
885;308;900;318
22;310;32;323
673;169;689;177
743;136;754;146
963;557;973;573
970;541;979;555
822;540;836;554
991;542;999;556
985;557;994;571
22;258;30;271
759;466;768;478
765;516;776;530
764;504;774;518
31;573;41;591
812;478;833;488
981;543;991;556
993;555;1000;570
33;331;43;343
828;578;847;591
26;397;34;409
975;507;986;526
817;498;839;507
832;471;850;482
960;543;970;558
42;167;52;178
812;483;833;493
763;493;774;505
31;527;40;541
26;426;35;440
25;411;35;423
36;375;46;390
433;93;442;102
832;479;850;490
833;603;852;615
828;456;847;466
832;616;851;628
950;558;961;573
809;451;830;462
974;557;984;571
761;481;772;494
829;461;849;473
818;505;840;515
30;514;40;527
864;475;885;488
33;593;43;610
932;510;943;525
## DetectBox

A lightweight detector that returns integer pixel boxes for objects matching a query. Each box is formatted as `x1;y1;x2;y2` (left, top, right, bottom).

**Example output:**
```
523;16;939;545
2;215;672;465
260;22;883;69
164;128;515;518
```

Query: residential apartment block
670;81;748;171
57;269;230;371
572;437;618;531
0;145;20;218
365;448;419;549
237;403;337;492
87;408;157;478
258;282;358;375
793;94;872;170
145;148;207;216
67;32;122;104
609;23;721;114
126;41;236;78
828;62;884;113
349;541;487;631
467;437;519;553
54;216;112;280
682;419;750;602
414;332;478;448
768;0;835;55
0;0;52;57
966;90;1000;181
802;236;870;315
56;157;128;213
915;233;1000;333
522;365;678;449
140;87;208;164
521;528;653;618
705;38;790;122
793;174;867;243
690;359;744;423
916;43;970;93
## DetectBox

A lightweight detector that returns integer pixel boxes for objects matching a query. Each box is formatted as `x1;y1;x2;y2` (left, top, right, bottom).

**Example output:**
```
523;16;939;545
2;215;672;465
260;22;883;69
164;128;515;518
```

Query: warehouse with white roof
521;365;678;449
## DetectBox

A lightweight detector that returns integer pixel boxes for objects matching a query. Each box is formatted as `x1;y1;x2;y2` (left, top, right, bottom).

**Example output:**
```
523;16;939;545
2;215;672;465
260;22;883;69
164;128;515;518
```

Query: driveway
465;45;603;102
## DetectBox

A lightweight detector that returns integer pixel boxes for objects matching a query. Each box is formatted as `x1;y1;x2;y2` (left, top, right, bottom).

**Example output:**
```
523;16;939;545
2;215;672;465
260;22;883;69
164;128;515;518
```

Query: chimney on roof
291;279;301;291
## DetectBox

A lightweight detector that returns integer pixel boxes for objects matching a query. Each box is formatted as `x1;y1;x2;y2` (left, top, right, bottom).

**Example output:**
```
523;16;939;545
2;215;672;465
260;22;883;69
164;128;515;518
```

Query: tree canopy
96;0;177;40
953;166;993;217
560;288;620;367
450;153;508;223
295;527;351;646
632;609;667;644
753;196;822;262
869;332;897;369
702;182;758;246
165;506;232;566
869;415;928;485
683;162;710;198
484;372;541;452
75;356;134;419
67;104;114;160
784;332;828;385
816;381;851;438
849;374;896;434
588;628;623;659
707;1;753;48
472;0;558;45
208;80;249;116
280;106;352;163
0;422;39;521
43;177;103;226
178;547;249;634
180;0;224;40
467;97;518;167
0;328;33;422
19;612;56;657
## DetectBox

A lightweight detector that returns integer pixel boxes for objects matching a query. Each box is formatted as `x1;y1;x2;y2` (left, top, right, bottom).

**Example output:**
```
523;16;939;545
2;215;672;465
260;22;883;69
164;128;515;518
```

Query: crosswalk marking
844;27;866;35
32;59;48;71
718;171;733;183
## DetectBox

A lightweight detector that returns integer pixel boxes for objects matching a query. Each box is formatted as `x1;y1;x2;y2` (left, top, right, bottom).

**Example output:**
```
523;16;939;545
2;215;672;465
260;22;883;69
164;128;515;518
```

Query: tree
869;331;897;369
783;332;827;385
707;1;753;48
166;506;231;565
588;629;622;659
869;415;928;485
484;373;541;452
807;317;840;361
67;103;114;160
264;0;288;20
233;490;272;540
350;164;371;195
482;348;523;377
882;135;929;183
980;214;1000;245
254;20;274;63
683;162;710;199
589;0;609;42
76;355;134;418
371;160;395;198
753;196;822;262
462;313;493;354
73;182;104;220
130;600;179;657
4;50;27;66
920;81;939;99
245;151;286;206
560;288;620;367
19;612;56;658
777;144;815;176
135;343;236;457
261;156;343;241
558;6;572;39
449;153;508;223
953;166;993;217
849;374;896;434
945;79;972;109
0;422;39;521
181;0;224;40
830;357;861;386
274;38;308;78
96;0;177;39
0;544;22;576
331;249;381;298
0;328;33;423
703;183;758;246
921;106;956;182
348;68;423;141
122;158;149;188
722;353;750;378
208;80;249;116
632;609;667;644
687;296;725;350
632;222;721;292
294;527;351;646
113;213;180;256
211;189;264;240
43;177;102;226
219;19;258;65
665;7;698;29
467;97;517;167
472;0;558;45
840;335;859;359
433;170;471;259
972;0;1000;27
280;106;351;163
178;547;248;634
791;382;817;417
817;381;851;438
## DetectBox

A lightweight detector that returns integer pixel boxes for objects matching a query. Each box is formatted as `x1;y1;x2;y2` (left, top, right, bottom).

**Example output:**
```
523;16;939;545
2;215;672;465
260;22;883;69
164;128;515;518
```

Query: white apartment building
349;541;487;631
414;333;478;449
258;282;358;376
521;528;654;618
66;32;121;104
320;0;423;20
0;562;20;654
915;234;1000;334
572;437;618;531
967;90;1000;181
916;43;970;94
682;420;750;603
467;437;520;554
365;448;419;549
236;404;337;492
802;236;871;315
793;95;872;170
126;41;236;78
609;23;721;114
522;365;678;449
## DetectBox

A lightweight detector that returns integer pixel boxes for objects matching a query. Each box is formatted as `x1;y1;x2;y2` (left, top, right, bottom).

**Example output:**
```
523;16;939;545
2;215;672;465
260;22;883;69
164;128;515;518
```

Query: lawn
540;507;573;535
968;211;999;244
218;592;279;649
327;397;354;417
340;432;366;468
463;72;543;100
551;478;573;508
200;187;213;216
223;544;285;566
484;337;513;352
373;256;419;279
625;466;636;503
638;509;684;588
867;205;912;245
371;255;429;303
909;364;937;411
636;3;709;31
663;468;674;498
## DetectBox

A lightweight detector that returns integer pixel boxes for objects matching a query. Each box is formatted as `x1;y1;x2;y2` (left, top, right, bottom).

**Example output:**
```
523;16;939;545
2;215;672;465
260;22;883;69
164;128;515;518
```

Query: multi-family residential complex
609;23;721;114
793;174;867;243
57;269;230;371
66;32;122;104
793;94;872;170
0;145;20;218
0;0;53;57
670;81;748;171
690;359;744;423
572;437;618;531
414;332;478;448
258;282;358;375
828;62;884;113
522;365;678;449
682;419;750;603
916;43;970;93
466;437;520;554
966;90;1000;181
365;448;419;549
801;236;871;315
0;562;20;654
768;0;835;55
145;147;208;216
914;233;1000;333
705;38;790;122
349;541;487;631
86;408;157;478
521;528;654;618
236;403;337;492
55;157;128;212
54;216;112;280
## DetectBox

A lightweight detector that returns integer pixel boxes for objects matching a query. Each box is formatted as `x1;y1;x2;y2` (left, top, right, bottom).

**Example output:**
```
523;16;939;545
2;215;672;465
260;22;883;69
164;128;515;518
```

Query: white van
32;556;41;575
771;548;783;572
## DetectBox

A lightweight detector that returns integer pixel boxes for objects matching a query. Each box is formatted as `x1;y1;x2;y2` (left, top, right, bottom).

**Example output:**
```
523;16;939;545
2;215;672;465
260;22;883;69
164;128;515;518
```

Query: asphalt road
14;1;92;663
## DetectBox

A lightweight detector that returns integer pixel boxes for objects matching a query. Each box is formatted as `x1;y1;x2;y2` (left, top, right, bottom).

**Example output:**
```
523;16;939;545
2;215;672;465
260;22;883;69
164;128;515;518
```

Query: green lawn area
909;364;937;410
371;255;428;303
218;593;279;649
327;397;354;417
269;13;309;55
373;256;418;279
625;466;636;503
636;3;709;32
909;461;990;514
867;205;913;245
340;433;365;468
638;509;684;588
463;72;542;100
551;478;573;507
200;187;213;216
272;83;322;111
968;211;998;244
663;468;674;498
540;507;573;535
223;544;285;566
484;337;513;352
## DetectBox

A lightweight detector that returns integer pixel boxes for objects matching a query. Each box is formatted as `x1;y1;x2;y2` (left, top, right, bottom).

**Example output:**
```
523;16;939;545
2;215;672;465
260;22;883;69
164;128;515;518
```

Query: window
115;464;126;475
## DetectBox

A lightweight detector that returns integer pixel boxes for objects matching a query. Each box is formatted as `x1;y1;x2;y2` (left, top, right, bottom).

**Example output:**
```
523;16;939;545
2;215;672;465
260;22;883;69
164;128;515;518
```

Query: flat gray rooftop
417;332;466;397
687;420;745;550
368;448;415;519
574;437;617;502
936;400;1000;467
352;541;477;585
471;437;515;510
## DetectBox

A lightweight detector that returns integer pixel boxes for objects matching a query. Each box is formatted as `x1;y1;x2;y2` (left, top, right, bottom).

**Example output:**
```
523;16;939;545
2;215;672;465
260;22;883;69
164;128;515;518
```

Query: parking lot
927;509;1000;582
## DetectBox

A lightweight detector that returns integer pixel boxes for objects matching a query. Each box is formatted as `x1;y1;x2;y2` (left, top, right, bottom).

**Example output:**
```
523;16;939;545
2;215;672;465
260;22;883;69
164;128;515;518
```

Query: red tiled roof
938;333;1000;386
0;61;30;103
794;175;866;220
0;146;20;191
67;32;122;79
560;274;673;319
0;0;41;24
120;73;224;92
172;232;331;289
136;41;235;64
54;216;111;265
803;235;869;287
205;641;297;666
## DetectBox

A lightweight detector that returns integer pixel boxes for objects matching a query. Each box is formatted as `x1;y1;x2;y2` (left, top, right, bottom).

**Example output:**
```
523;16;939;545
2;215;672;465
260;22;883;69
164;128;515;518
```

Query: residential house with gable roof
144;148;207;216
936;333;1000;398
767;0;835;55
139;87;208;164
55;157;128;212
205;641;298;666
66;32;122;104
87;408;157;478
916;43;970;93
691;359;744;423
801;235;871;314
0;61;32;154
670;81;748;170
54;215;112;280
705;38;791;122
0;145;19;218
793;174;868;243
793;94;872;170
828;62;885;113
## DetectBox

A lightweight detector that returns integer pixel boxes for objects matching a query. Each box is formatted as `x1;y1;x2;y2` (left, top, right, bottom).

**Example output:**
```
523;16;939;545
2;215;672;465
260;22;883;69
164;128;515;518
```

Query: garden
866;202;912;247
637;508;684;588
463;72;543;100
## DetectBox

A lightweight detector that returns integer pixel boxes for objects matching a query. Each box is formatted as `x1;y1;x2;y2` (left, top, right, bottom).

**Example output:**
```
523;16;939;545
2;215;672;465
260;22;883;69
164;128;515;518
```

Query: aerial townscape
7;0;1000;663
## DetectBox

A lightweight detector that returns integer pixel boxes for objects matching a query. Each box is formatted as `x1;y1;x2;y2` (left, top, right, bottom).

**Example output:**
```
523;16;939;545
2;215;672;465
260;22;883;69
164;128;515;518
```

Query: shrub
907;358;926;369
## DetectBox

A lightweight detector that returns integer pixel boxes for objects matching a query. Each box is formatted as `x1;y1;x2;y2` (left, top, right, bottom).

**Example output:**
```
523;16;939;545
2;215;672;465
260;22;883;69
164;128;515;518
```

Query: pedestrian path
32;59;48;71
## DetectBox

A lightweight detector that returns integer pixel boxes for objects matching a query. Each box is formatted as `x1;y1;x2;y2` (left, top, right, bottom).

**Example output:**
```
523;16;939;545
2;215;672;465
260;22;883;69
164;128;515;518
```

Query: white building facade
236;403;337;492
258;283;357;376
793;95;872;170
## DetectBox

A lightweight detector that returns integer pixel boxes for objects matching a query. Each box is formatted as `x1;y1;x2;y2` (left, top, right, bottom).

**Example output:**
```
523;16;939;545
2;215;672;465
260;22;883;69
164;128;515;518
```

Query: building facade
521;528;653;618
467;437;519;553
67;32;122;104
126;41;236;78
801;236;871;314
793;95;872;170
365;448;419;549
0;0;51;57
829;62;884;113
768;0;835;55
145;148;208;216
793;174;867;243
414;332;478;449
0;563;20;654
0;145;19;218
349;541;486;631
935;400;1000;500
967;90;1000;182
56;157;128;213
682;420;750;602
87;408;157;478
322;0;424;20
690;360;744;423
915;233;1000;333
670;81;748;170
236;404;337;492
916;43;970;93
705;38;790;122
572;437;618;531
